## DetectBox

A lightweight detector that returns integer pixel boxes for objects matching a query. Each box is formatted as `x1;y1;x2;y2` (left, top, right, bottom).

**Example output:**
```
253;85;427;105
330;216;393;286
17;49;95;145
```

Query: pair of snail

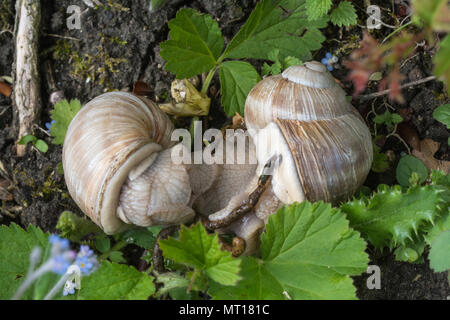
63;61;373;254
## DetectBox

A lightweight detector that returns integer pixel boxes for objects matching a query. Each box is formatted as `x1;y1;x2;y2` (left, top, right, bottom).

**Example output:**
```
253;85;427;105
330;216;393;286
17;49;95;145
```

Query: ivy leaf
330;1;357;27
305;0;332;20
396;155;428;187
433;34;450;95
341;185;444;249
209;202;368;300
78;262;155;300
0;224;49;299
159;223;241;286
223;0;327;62
219;61;261;116
160;8;224;79
50;99;82;145
433;104;450;129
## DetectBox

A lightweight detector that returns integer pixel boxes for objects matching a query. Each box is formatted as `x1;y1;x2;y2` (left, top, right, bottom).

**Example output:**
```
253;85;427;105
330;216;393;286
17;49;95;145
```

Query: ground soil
0;0;448;299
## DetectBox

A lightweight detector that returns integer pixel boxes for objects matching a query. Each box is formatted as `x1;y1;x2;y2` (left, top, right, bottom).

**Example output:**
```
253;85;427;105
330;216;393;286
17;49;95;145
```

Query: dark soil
0;0;449;300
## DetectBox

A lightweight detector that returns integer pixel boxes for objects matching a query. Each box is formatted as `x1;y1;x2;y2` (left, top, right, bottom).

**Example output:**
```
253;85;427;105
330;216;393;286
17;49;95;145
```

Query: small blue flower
63;280;76;296
51;255;71;275
75;256;95;275
78;245;94;258
321;52;338;71
45;120;56;131
49;235;70;251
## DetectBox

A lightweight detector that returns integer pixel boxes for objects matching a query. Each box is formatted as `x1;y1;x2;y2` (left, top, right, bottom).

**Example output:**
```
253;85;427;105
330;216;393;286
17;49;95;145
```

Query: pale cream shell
62;92;174;234
245;61;373;203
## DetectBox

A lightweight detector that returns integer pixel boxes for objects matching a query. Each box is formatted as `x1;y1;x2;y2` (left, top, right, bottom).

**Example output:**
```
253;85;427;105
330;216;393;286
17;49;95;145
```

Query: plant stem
201;66;218;95
382;21;413;43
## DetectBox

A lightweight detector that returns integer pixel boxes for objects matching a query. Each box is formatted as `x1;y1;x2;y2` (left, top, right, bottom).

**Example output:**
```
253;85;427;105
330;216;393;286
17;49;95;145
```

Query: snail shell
245;61;373;204
63;92;193;234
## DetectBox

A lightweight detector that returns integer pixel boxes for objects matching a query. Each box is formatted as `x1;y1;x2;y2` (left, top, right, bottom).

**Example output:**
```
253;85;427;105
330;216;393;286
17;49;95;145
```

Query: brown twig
358;76;436;101
13;0;42;156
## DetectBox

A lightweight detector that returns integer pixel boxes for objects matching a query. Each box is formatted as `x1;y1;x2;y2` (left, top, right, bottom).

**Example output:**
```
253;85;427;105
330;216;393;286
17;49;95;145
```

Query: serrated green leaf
78;262;154;300
109;251;126;264
396;155;428;187
342;185;444;249
433;104;450;129
159;223;241;286
283;56;302;68
123;228;156;250
330;1;357;27
433;34;450;94
95;237;111;253
0;224;49;299
219;61;261;116
209;202;368;300
160;8;224;78
155;272;190;299
223;0;327;62
306;0;332;20
429;231;450;272
50;99;82;145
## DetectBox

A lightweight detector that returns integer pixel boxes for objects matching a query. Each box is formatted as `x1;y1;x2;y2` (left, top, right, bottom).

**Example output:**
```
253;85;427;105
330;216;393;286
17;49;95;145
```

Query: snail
193;61;373;254
62;61;373;255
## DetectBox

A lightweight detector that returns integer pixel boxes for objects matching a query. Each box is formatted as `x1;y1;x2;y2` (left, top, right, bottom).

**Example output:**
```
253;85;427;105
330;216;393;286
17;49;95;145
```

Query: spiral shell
63;92;174;234
245;61;373;203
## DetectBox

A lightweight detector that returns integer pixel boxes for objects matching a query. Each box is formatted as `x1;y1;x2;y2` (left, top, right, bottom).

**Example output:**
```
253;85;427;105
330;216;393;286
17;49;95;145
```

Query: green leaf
56;211;103;243
371;144;390;173
341;184;444;249
109;251;126;263
306;0;332;20
18;135;37;145
433;34;450;94
123;228;157;250
429;231;450;272
95;236;111;253
396;155;428;187
34;140;49;153
223;0;327;62
283;56;302;68
50;99;82;145
0;224;49;299
219;61;261;116
210;202;368;300
160;8;224;78
78;262;155;300
433;104;450;129
159;222;241;286
330;1;357;27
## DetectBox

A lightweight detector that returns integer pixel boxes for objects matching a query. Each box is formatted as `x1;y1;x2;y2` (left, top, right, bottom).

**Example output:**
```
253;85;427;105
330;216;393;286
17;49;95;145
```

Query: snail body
63;61;373;254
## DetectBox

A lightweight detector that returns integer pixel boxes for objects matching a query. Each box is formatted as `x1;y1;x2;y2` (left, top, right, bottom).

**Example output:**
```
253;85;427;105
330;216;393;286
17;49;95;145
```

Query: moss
52;34;127;91
0;0;14;31
104;0;130;12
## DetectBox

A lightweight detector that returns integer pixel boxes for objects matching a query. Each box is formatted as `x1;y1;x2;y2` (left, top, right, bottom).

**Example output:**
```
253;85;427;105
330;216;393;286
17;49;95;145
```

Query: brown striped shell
62;92;178;234
245;61;373;204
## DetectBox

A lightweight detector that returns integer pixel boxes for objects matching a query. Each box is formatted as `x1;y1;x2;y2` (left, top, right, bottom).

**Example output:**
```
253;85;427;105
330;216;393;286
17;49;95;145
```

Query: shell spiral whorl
245;61;373;203
62;92;174;234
